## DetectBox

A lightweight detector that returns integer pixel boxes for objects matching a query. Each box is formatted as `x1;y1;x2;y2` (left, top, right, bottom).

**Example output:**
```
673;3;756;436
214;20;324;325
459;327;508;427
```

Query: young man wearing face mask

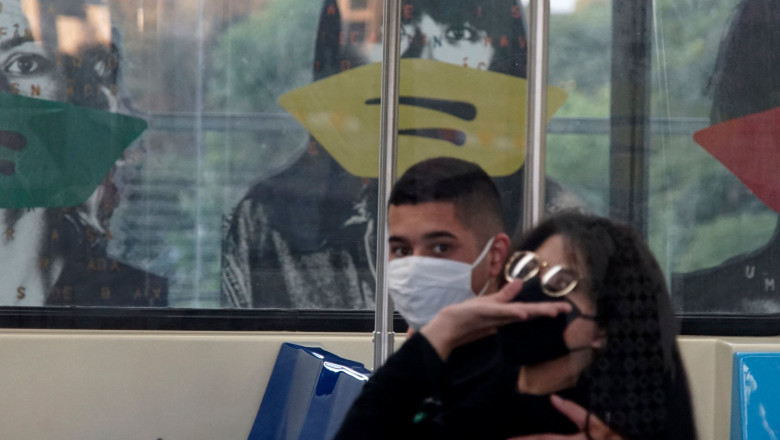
334;157;573;440
386;157;511;330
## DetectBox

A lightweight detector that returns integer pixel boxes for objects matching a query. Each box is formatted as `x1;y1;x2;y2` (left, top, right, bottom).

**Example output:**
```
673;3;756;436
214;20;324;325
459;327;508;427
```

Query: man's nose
411;247;429;257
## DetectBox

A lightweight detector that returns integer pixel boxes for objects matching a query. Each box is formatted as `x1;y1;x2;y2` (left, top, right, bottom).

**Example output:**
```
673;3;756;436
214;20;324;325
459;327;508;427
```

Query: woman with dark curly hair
488;212;697;439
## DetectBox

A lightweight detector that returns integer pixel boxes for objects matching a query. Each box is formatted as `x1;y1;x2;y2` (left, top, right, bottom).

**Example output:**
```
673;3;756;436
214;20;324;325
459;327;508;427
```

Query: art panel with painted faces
668;0;779;314
0;0;166;307
220;0;572;309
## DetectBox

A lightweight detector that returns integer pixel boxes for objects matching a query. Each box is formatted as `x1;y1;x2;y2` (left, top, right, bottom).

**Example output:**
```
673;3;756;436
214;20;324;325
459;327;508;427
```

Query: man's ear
488;233;511;278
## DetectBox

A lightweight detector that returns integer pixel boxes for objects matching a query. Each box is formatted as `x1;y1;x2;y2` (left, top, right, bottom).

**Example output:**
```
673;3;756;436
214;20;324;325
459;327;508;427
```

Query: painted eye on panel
445;25;478;44
4;53;50;76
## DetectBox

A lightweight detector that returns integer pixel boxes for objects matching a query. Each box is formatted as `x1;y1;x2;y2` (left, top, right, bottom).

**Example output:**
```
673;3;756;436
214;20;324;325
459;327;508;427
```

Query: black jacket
334;333;583;440
334;333;697;440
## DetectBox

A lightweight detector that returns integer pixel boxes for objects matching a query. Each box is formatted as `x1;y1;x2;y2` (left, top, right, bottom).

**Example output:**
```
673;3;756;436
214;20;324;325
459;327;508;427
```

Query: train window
0;0;776;334
648;0;778;323
546;0;779;334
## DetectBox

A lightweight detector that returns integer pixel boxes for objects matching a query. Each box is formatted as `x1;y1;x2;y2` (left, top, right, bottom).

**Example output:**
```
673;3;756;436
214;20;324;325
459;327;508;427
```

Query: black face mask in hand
497;278;596;366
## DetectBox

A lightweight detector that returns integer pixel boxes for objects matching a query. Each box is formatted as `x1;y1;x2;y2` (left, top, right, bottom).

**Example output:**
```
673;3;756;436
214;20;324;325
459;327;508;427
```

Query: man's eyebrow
422;231;457;241
0;35;35;51
388;231;458;243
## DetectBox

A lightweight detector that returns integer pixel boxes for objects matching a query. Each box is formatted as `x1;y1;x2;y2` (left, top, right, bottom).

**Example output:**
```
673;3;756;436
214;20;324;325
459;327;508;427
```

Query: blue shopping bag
248;343;371;440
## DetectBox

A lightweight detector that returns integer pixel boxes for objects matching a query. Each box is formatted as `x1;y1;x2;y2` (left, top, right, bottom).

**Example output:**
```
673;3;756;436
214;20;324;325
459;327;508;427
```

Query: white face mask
388;237;495;330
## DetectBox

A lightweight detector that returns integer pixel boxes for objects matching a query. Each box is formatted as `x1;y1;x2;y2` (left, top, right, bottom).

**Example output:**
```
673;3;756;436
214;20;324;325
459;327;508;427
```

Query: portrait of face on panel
220;0;578;310
0;0;167;307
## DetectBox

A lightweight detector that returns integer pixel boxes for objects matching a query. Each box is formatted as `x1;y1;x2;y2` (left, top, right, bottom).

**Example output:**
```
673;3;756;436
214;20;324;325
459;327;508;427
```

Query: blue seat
248;343;371;440
731;352;780;440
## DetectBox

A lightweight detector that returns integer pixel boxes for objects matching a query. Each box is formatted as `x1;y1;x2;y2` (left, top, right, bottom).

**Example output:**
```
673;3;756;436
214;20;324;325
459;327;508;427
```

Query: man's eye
432;244;451;254
5;54;47;75
391;247;411;258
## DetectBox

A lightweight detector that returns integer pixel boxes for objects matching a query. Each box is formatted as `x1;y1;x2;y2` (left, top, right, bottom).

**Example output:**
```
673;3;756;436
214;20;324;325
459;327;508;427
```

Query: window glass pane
650;0;778;314
0;0;171;307
4;0;775;328
547;3;611;216
0;0;321;309
131;0;319;308
222;0;541;311
116;0;321;309
395;0;536;236
548;0;779;318
219;0;384;310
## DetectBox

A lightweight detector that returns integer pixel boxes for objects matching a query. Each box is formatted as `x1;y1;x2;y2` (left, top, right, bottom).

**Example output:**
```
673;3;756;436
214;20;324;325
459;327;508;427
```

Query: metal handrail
373;0;401;371
142;112;709;136
522;0;551;233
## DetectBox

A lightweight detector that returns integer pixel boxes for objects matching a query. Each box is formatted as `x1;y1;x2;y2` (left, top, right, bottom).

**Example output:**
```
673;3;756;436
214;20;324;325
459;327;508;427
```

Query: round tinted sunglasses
503;251;582;297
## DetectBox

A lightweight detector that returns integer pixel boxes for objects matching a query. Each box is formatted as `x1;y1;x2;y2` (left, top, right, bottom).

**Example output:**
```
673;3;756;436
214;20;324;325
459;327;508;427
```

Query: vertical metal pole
522;0;550;233
373;0;402;370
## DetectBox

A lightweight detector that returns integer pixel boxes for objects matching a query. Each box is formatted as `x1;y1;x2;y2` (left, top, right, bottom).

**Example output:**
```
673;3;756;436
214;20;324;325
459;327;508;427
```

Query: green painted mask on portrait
0;93;146;208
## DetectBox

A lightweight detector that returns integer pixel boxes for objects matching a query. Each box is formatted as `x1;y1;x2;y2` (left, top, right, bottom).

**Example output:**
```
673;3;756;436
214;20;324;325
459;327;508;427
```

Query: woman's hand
507;395;624;440
419;280;571;360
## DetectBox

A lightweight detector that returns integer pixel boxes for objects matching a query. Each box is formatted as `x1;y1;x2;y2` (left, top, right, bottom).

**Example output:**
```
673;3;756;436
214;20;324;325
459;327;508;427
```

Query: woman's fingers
489;280;571;319
509;301;571;320
507;434;573;440
420;286;570;360
493;279;525;302
508;396;625;439
549;395;590;430
549;395;624;440
475;297;571;326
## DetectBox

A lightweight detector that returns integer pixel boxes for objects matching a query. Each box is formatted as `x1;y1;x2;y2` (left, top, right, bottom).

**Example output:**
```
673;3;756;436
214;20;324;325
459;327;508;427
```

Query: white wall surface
0;330;778;440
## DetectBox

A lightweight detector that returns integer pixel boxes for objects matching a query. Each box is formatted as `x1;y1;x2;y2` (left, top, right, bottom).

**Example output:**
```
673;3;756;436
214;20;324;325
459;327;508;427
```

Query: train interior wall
0;330;776;439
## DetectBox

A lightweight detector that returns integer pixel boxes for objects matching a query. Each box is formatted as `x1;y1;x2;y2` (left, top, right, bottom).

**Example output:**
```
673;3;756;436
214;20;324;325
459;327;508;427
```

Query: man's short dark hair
389;157;504;240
